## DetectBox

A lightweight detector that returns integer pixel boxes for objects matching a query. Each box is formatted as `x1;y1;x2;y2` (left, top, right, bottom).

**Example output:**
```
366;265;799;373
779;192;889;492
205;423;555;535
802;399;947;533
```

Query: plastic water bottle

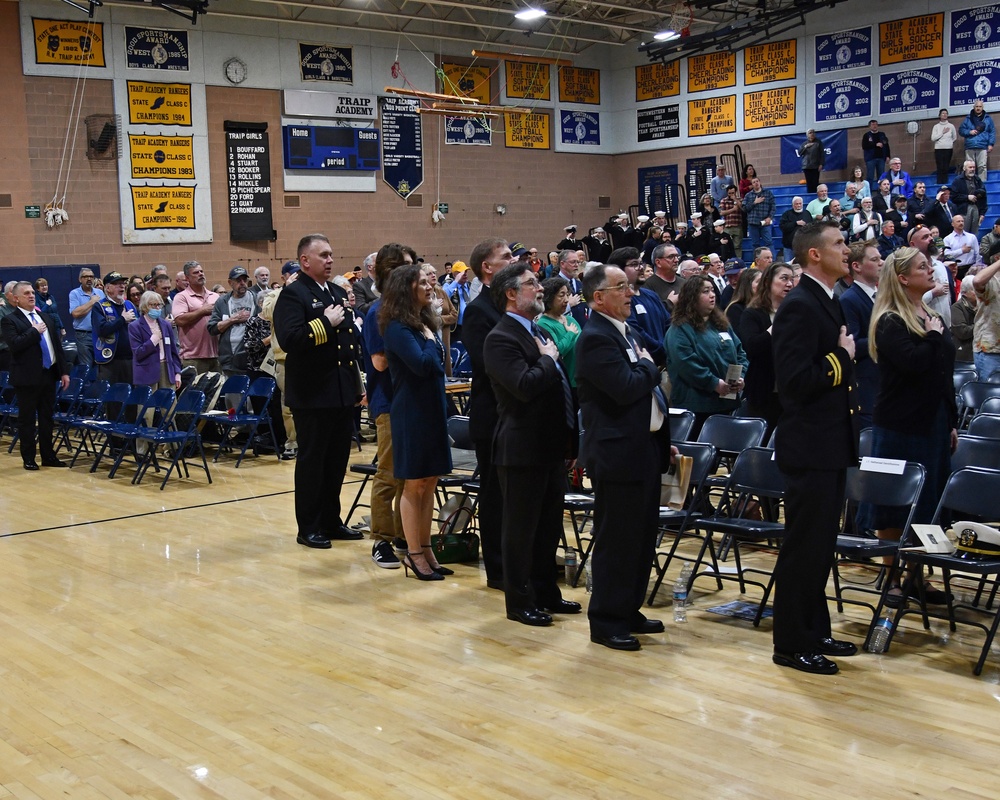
868;611;894;654
584;558;593;594
564;547;578;585
673;563;693;623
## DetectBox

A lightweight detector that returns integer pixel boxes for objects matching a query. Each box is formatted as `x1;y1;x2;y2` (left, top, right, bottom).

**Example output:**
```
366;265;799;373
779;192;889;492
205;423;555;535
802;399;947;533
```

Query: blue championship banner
952;5;1000;55
124;27;189;71
951;59;1000;105
299;43;353;83
880;67;940;115
781;130;847;174
380;97;423;198
560;111;600;145
815;77;871;122
445;116;491;146
814;27;872;74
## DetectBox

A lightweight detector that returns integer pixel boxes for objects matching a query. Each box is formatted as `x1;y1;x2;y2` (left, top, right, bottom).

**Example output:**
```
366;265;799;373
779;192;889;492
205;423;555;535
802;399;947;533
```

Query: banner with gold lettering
635;62;680;102
505;61;551;100
744;87;797;131
558;67;600;105
879;13;944;65
744;40;797;86
127;81;192;126
504;112;550;149
687;53;736;93
32;18;105;67
128;134;194;180
441;63;491;103
687;95;737;137
130;185;196;230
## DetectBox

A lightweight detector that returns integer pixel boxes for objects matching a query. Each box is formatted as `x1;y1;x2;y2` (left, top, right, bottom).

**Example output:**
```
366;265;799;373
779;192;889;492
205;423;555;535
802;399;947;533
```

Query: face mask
148;308;162;320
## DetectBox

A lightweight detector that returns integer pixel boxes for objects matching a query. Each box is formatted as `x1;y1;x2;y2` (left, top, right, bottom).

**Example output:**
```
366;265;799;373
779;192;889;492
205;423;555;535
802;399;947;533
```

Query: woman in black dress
379;264;453;581
868;246;958;606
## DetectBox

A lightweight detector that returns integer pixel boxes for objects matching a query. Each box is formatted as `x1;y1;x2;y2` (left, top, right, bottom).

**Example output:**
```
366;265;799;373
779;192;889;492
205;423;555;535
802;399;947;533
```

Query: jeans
865;158;885;187
749;222;772;249
974;350;1000;382
74;329;94;367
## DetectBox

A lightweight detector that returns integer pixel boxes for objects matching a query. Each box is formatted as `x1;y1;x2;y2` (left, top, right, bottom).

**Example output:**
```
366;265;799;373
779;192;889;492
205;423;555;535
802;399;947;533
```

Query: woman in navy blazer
129;290;182;390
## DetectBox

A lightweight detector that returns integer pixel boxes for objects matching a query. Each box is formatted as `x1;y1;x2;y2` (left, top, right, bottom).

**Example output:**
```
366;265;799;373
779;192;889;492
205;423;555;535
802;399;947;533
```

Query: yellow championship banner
687;52;736;93
126;81;192;126
441;63;491;103
687;95;737;137
635;61;680;102
558;67;600;105
879;13;944;65
130;185;196;229
744;39;797;86
32;18;106;67
504;112;550;149
743;87;797;130
505;61;551;100
128;134;194;179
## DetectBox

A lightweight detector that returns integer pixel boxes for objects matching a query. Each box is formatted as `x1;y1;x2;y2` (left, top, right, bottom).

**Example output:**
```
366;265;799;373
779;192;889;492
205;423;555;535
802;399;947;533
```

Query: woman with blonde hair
866;246;957;607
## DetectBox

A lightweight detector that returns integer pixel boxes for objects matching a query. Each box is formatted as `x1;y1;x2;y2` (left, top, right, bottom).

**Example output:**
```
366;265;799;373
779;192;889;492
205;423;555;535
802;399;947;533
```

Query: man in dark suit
484;263;579;626
924;186;958;236
839;241;882;429
272;233;365;549
0;281;70;470
771;221;861;675
353;252;379;318
463;238;514;589
576;263;672;651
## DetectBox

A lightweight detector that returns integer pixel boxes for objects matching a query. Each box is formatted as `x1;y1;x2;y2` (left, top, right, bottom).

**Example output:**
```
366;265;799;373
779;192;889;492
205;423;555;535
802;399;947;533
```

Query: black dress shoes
590;632;642;651
816;637;858;657
326;524;365;541
23;461;39;471
772;650;839;675
486;578;505;591
543;599;583;614
41;458;68;468
296;531;332;549
506;608;553;627
631;619;666;634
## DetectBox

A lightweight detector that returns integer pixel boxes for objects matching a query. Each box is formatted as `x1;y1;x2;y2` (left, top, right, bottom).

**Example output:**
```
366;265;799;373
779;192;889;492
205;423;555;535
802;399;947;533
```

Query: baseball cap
510;242;529;257
229;266;249;280
451;261;469;273
104;271;126;284
281;260;300;276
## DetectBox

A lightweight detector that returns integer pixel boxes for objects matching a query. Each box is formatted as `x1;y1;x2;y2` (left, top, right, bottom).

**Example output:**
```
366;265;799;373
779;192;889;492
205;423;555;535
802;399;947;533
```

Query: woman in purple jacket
129;291;182;391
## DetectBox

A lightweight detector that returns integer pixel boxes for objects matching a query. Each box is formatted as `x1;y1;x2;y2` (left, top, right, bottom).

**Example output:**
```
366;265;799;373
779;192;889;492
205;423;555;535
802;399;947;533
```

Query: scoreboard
282;124;381;170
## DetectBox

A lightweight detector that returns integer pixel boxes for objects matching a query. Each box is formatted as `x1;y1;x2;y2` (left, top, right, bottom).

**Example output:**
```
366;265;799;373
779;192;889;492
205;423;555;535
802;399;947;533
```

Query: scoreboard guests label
441;63;491;103
504;112;550;149
127;81;192;126
33;18;105;67
128;134;194;179
951;59;1000;105
635;62;680;102
815;77;871;122
505;61;551;100
558;67;600;105
130;185;195;229
953;6;1000;55
880;68;941;115
744;87;796;130
124;27;189;71
687;96;736;137
299;43;353;83
879;14;944;66
744;40;796;86
687;53;736;93
815;27;872;74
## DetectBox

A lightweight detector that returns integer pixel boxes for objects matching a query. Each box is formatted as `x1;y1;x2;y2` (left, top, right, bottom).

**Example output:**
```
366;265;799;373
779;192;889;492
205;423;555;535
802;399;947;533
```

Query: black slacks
15;370;59;464
497;461;565;612
291;405;354;536
474;438;504;583
772;466;846;653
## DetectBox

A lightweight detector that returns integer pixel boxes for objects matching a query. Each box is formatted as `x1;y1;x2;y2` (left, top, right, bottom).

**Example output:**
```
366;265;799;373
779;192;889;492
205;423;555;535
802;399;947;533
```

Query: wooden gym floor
0;439;999;799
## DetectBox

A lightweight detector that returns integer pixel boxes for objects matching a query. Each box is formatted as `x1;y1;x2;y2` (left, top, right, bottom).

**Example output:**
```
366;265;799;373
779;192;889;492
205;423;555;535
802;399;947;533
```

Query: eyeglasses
775;274;795;283
600;281;631;294
625;260;643;268
518;278;541;289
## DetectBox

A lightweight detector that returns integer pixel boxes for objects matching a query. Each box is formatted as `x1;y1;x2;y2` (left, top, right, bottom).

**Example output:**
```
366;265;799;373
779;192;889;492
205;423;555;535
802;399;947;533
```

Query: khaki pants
370;412;403;542
273;360;296;450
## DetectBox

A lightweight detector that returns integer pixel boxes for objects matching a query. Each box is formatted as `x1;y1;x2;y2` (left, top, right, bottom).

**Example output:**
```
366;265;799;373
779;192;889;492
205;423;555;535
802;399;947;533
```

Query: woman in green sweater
535;277;582;387
665;275;748;437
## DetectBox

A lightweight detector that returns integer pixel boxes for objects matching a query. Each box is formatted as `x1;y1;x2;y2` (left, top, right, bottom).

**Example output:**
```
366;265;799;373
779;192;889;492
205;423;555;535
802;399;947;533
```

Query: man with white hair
354;251;379;316
949;159;988;235
952;275;978;364
806;185;831;220
0;280;18;371
710;163;735;205
878;157;913;198
943;214;980;276
780;196;813;262
250;265;270;296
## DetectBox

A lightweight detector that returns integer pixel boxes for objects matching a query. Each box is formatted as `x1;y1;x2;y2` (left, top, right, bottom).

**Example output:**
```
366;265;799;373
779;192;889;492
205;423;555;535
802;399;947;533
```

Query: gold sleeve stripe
309;318;328;345
825;353;842;387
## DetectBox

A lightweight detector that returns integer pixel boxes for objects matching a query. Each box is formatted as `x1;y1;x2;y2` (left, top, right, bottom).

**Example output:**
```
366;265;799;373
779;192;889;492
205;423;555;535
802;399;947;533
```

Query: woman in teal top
535;277;581;387
665;275;748;437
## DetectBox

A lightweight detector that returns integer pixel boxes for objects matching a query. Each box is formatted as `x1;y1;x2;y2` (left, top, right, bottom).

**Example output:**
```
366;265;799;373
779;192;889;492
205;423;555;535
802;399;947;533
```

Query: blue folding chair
100;388;177;479
134;390;212;490
210;376;278;466
68;382;133;468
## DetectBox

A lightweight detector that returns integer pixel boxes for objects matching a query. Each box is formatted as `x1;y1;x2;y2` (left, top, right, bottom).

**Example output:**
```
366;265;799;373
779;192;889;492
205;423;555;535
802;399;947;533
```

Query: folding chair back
954;366;977;395
134;389;213;489
669;409;696;443
446;415;473;450
959;381;1000;427
980;396;1000;416
859;426;873;459
966;414;1000;440
696;414;767;459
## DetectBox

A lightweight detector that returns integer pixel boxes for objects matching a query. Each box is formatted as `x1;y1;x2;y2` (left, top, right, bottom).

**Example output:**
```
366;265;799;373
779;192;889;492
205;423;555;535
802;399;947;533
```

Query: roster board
743;87;796;131
380;96;424;198
635;61;680;102
744;40;796;86
687;95;737;137
505;61;551;100
225;122;275;241
878;13;943;66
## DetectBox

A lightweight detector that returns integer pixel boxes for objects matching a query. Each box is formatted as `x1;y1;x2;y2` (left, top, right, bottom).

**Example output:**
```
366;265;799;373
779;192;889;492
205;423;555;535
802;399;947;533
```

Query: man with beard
949;159;988;235
91;271;137;385
959;98;995;181
909;224;953;325
780;196;813;262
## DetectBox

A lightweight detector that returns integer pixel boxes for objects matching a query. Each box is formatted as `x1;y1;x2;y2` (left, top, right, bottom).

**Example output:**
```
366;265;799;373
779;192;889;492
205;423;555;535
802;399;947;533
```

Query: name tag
626;348;637;363
222;314;230;321
635;303;647;315
164;337;171;345
312;300;324;309
719;332;732;341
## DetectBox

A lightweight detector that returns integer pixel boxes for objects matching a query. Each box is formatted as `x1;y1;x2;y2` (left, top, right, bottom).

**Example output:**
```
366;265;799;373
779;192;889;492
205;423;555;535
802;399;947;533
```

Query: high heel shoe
422;544;454;576
402;552;444;581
